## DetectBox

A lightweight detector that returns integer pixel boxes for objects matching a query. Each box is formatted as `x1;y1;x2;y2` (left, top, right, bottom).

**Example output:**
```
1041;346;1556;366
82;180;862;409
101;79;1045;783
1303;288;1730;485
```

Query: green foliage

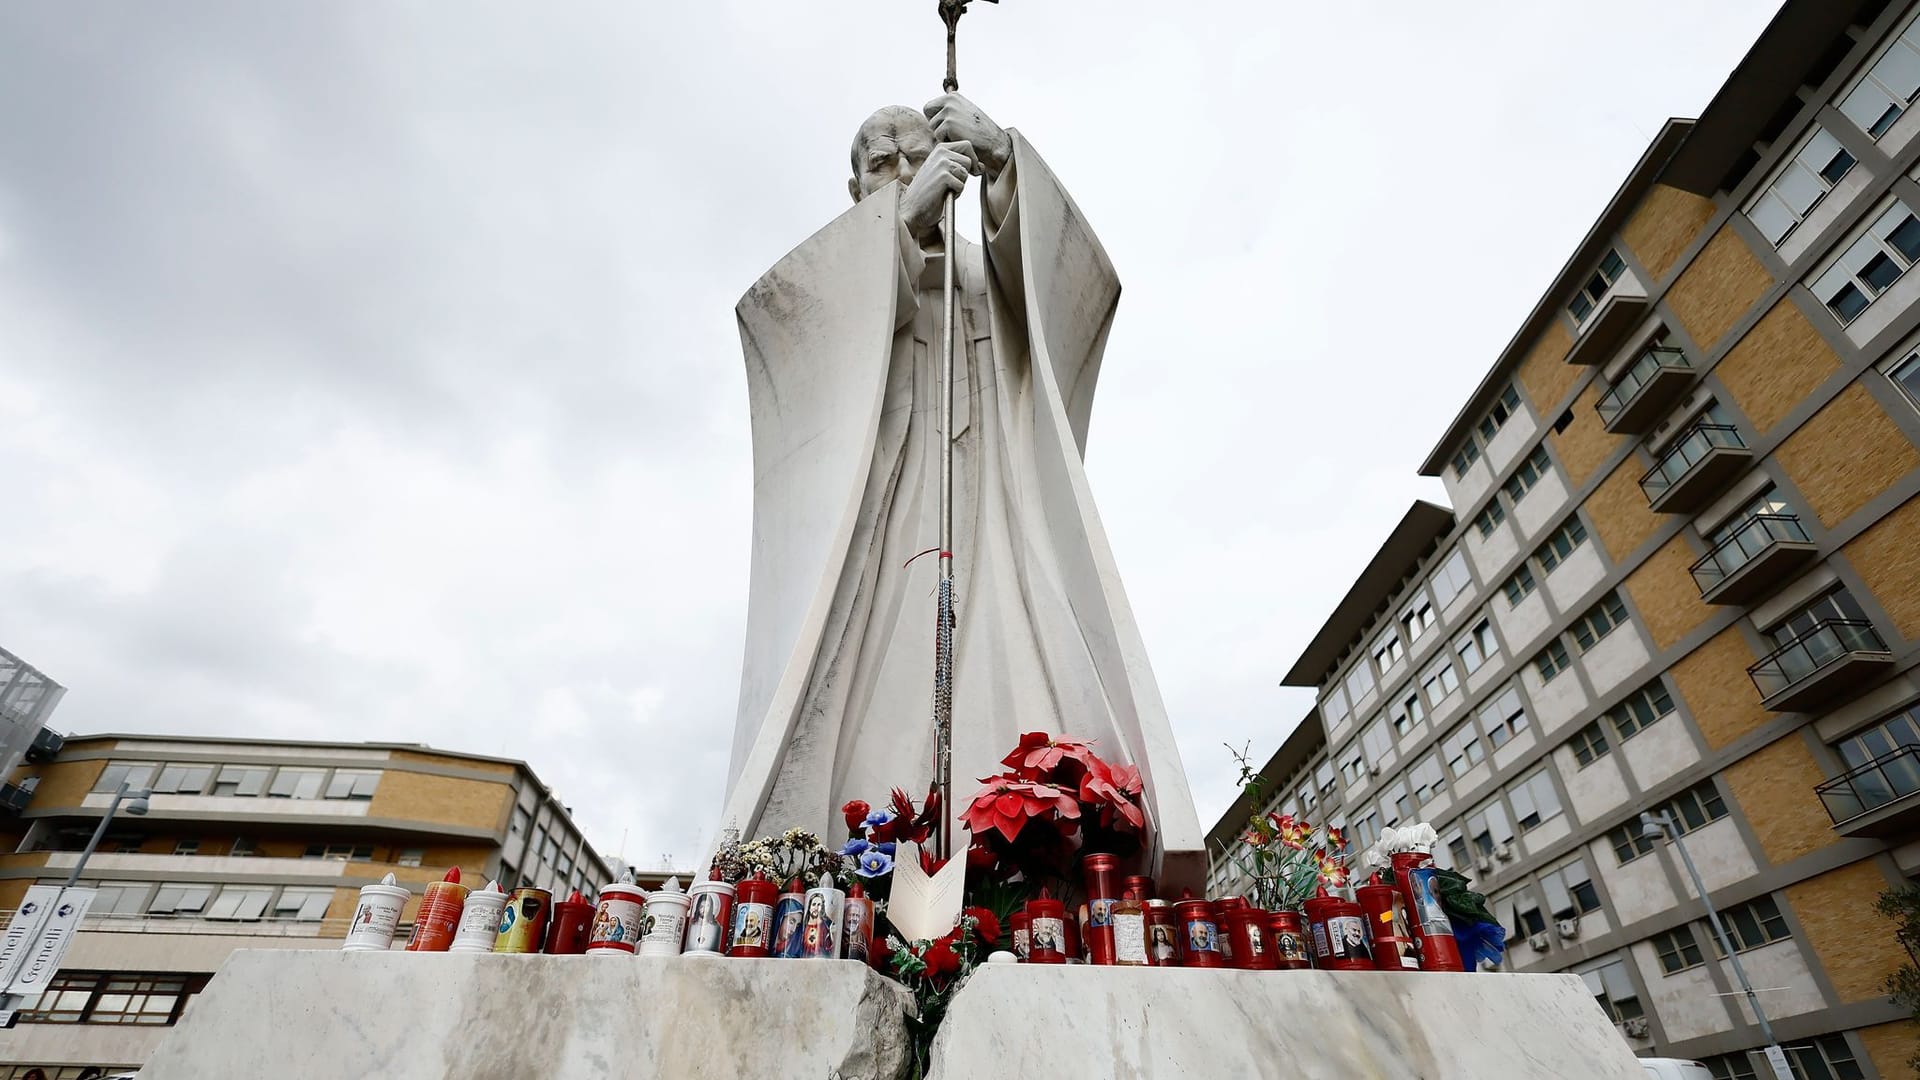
1874;884;1920;1076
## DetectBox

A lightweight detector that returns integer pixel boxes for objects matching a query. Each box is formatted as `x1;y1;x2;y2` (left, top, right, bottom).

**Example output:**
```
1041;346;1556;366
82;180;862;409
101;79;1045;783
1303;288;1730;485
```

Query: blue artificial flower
1452;919;1507;969
864;809;895;828
856;849;895;878
841;837;871;857
876;842;897;856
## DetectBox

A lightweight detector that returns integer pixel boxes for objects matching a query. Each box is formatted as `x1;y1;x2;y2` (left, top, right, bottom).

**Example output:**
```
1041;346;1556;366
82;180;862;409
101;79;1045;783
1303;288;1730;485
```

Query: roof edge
1280;501;1456;689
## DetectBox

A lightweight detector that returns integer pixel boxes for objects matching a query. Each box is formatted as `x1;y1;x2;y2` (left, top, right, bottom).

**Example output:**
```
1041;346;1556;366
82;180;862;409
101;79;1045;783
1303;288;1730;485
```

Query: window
557;849;574;877
1766;587;1870;650
1441;721;1485;776
1505;886;1546;938
1481;684;1530;747
1840;18;1920;139
1422;660;1460;705
212;764;270;797
1784;1034;1865;1080
204;885;273;922
1391;692;1424;737
1503;564;1536;607
1509;770;1562;831
229;837;256;857
150;764;213;795
1343;661;1376;706
1571;591;1629;652
1568;250;1627;324
1472;499;1506;538
273;887;335;922
17;971;201;1026
1322;683;1351;726
79;881;150;916
1502;444;1553;504
1458;618;1496;674
1463;798;1514;858
1651;927;1704;974
1579;957;1644;1024
1535;517;1589;573
266;767;325;800
1383;780;1414;826
1401;597;1435;643
1715;896;1791;953
1315;761;1338;801
1813;201;1920;324
1889;352;1920;411
1353;811;1381;851
1540;857;1600;919
398;848;425;868
92;762;157;794
1608;822;1658;865
1362;718;1392;766
1532;638;1572;683
1662;780;1731;836
1450;438;1481;478
1410;754;1447;804
1430;549;1473;611
172;839;199;856
146;883;214;916
1701;1054;1759;1080
1746;127;1859;245
1837;704;1920;769
1478;385;1523;443
304;844;374;862
1568;721;1611;768
324;770;380;801
1607;679;1675;741
1370;629;1404;672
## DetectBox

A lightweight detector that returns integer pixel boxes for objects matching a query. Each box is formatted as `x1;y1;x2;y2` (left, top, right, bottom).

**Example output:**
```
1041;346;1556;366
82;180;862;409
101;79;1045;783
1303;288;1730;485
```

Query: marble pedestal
930;965;1647;1079
139;951;913;1080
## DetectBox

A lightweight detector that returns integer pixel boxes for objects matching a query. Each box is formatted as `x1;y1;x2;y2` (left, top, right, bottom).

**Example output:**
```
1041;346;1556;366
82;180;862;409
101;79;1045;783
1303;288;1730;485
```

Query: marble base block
139;951;914;1080
929;965;1646;1079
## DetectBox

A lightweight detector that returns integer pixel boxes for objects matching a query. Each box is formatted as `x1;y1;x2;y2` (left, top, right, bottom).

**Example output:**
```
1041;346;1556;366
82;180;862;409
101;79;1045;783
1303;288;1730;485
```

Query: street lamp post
1640;811;1792;1080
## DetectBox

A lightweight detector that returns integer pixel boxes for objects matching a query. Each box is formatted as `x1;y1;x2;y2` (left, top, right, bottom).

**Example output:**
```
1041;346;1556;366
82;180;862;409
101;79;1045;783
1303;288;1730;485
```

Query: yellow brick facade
1585;458;1662;562
390;749;519;777
1712;300;1841;434
1668;628;1767;749
1622;535;1712;651
19;757;108;810
1621;183;1716;283
1776;383;1920;528
1842;494;1920;642
1857;1021;1917;1080
1664;226;1772;352
368;769;513;832
1516;322;1578;416
1784;860;1902;1003
1549;382;1622;488
1721;735;1839;865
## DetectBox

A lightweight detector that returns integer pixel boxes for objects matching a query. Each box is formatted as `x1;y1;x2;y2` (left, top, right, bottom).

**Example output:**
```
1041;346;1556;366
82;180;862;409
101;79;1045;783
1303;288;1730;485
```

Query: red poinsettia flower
1000;732;1102;779
842;799;871;834
961;776;1080;842
966;843;998;870
963;906;1002;946
1077;758;1146;831
919;847;950;876
922;935;962;977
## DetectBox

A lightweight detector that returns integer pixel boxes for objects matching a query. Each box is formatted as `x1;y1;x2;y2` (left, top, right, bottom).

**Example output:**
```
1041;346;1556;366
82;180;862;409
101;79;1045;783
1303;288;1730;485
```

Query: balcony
1564;291;1652;366
1818;745;1920;837
1688;514;1819;605
1641;423;1753;513
1747;619;1895;713
1596;347;1694;433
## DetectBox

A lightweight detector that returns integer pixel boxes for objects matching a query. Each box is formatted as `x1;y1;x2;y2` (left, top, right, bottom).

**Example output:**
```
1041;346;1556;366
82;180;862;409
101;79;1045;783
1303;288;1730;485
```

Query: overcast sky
0;1;1784;871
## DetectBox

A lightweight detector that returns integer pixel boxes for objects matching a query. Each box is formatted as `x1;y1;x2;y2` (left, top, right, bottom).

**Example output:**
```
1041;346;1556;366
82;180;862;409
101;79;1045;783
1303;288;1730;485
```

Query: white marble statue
720;96;1203;886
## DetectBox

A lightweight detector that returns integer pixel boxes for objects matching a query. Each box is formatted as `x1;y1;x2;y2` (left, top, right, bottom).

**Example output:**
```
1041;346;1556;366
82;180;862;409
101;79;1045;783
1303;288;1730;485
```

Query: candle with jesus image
799;875;846;959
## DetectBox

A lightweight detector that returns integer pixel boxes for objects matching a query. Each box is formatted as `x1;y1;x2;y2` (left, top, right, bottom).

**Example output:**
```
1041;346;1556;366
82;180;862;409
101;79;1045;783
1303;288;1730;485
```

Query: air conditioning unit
1367;762;1381;777
1622;1017;1650;1039
1557;917;1580;941
1495;841;1516;861
1527;931;1551;952
0;783;31;815
24;727;64;763
1475;855;1494;873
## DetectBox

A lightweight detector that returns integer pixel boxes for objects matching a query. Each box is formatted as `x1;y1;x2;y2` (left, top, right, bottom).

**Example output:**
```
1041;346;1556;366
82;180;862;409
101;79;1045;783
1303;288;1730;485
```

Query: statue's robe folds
722;133;1203;887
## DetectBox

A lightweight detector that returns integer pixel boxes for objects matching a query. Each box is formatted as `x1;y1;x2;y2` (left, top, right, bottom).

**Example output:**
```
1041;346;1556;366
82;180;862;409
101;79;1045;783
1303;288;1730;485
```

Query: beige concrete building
1217;2;1920;1077
0;734;621;1078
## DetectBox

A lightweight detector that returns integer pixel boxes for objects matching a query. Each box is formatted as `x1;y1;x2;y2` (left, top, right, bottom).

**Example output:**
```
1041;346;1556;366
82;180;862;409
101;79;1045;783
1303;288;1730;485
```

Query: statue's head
849;105;936;204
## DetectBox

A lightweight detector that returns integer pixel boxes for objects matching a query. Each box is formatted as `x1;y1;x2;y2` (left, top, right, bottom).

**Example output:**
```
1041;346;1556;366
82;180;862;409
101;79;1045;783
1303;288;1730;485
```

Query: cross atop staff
938;0;997;93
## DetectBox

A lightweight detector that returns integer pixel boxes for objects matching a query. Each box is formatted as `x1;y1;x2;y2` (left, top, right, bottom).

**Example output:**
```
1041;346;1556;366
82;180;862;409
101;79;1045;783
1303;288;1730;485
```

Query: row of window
1648;895;1793;975
94;761;381;802
74;879;336;922
1605;780;1730;865
1531;590;1629;684
1703;1035;1863;1080
1324;548;1479;729
17;970;208;1027
1449;385;1524;478
1567;680;1677;768
509;807;581;882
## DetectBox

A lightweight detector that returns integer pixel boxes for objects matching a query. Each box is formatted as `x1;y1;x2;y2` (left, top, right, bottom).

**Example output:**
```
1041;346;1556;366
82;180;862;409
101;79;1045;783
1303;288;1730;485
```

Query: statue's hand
925;94;1012;179
899;140;977;243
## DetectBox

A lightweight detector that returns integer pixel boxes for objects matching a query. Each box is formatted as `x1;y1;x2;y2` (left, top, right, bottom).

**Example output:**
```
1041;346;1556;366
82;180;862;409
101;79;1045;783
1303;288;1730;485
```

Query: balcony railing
1641;423;1751;512
1817;745;1920;831
1596;347;1692;432
1747;619;1894;711
1688;514;1817;604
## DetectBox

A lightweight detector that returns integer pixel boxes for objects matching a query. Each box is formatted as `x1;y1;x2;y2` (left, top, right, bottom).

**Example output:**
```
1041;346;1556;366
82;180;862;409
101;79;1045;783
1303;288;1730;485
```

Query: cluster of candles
343;847;1469;975
1013;851;1469;973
